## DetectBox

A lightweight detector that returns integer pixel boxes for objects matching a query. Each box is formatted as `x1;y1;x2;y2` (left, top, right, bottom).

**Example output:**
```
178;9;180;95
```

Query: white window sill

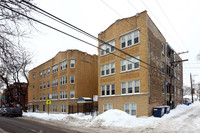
101;73;115;78
120;68;140;74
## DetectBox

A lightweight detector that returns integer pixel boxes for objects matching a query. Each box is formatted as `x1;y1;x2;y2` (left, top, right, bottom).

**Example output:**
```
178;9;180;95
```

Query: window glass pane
108;104;113;109
111;84;115;95
127;58;133;70
125;104;129;114
121;36;126;48
134;31;139;44
101;65;105;76
127;34;132;46
128;81;133;93
70;75;75;84
131;103;136;115
70;90;75;98
70;59;75;68
121;60;126;71
111;63;115;74
106;85;110;95
121;82;126;94
106;64;110;75
135;80;140;93
110;40;115;52
134;56;140;69
101;85;105;96
100;45;105;56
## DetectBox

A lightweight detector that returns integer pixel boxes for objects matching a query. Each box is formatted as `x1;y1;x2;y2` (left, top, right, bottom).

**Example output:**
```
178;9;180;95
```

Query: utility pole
190;73;194;103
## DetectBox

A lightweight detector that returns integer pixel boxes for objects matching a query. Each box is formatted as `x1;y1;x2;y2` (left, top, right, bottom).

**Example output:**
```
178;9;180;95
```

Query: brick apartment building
28;50;98;113
3;82;28;109
98;11;183;117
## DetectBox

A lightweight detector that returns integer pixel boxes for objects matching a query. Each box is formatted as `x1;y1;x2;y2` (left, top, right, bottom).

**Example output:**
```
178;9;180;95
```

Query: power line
16;1;183;85
0;3;151;72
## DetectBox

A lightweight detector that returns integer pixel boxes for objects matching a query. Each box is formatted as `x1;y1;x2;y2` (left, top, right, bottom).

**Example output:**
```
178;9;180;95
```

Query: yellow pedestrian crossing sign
46;100;51;104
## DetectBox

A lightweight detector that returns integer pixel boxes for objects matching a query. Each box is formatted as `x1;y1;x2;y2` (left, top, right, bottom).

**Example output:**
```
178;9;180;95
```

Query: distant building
98;11;183;117
3;82;28;109
28;50;98;113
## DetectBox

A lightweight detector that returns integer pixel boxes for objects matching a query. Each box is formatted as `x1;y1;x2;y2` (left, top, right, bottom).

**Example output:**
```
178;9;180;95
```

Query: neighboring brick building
98;11;183;117
28;50;98;113
3;82;28;109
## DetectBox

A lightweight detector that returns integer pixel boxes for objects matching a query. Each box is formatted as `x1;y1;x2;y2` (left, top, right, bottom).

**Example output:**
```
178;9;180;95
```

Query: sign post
46;99;51;115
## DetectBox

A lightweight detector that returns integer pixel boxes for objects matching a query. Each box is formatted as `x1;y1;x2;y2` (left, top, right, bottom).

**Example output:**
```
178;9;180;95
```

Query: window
162;43;165;55
33;95;35;100
70;75;75;84
52;92;58;99
121;82;126;94
134;80;140;93
40;71;42;78
53;105;57;112
47;93;49;99
52;79;58;87
47;81;50;88
60;60;67;70
35;105;39;112
100;45;105;56
52;64;58;74
60;76;67;85
32;85;35;90
121;56;140;72
61;105;66;112
111;63;115;74
47;68;50;75
40;94;42;101
103;104;113;112
43;94;46;100
134;30;139;44
60;91;67;99
70;90;75;98
106;85;110;95
111;84;115;95
128;81;133;93
101;86;105;96
33;74;35;80
70;59;75;68
101;84;115;96
101;62;115;77
106;64;110;75
162;82;165;95
121;80;140;94
43;105;45;112
43;69;46;77
127;58;133;70
101;65;105;76
124;103;136;115
43;82;46;90
121;36;126;48
100;40;115;56
121;30;139;49
162;62;165;73
127;33;132;46
40;83;42;90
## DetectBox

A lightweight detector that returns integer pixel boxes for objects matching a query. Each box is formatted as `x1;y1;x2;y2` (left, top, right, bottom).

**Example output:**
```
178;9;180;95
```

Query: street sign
93;95;98;102
46;100;51;104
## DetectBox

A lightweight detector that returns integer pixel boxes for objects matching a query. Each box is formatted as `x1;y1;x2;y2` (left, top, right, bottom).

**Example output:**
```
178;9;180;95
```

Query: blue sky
23;0;200;87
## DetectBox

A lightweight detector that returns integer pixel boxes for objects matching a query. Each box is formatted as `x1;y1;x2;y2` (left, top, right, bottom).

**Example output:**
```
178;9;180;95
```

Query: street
0;116;80;133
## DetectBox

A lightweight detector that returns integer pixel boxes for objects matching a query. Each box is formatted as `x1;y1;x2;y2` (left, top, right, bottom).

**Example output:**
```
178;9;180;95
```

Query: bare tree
0;0;34;111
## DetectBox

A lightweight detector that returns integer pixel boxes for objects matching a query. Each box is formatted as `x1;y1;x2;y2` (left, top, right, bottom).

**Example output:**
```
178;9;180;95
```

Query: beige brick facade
28;50;98;113
98;11;183;117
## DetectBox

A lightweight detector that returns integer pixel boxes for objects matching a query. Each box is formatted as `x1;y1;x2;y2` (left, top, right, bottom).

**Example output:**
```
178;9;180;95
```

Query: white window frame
52;92;58;99
47;68;50;75
120;30;139;49
101;84;115;96
60;76;67;86
52;64;58;74
60;60;67;71
43;94;46;101
70;75;75;84
52;79;58;88
53;105;57;112
100;40;115;56
40;71;42;78
101;62;115;77
121;80;140;95
47;81;50;88
43;69;46;77
60;91;67;99
124;103;137;115
70;90;75;98
70;59;75;68
103;104;113;112
162;43;165;55
134;80;140;93
121;56;140;73
61;105;66;112
43;82;46;90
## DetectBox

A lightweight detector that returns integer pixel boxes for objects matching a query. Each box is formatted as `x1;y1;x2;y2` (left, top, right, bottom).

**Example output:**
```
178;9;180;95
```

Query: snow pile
23;102;200;132
89;109;154;128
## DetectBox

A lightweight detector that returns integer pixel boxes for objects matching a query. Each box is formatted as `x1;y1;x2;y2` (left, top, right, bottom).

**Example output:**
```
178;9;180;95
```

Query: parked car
0;108;3;116
1;107;8;116
11;107;23;117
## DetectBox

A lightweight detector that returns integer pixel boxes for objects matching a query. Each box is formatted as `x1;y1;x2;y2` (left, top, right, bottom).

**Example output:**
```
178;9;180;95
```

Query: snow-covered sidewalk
23;102;200;133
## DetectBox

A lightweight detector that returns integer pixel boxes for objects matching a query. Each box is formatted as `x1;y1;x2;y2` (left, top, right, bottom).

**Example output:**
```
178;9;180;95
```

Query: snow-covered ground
23;102;200;133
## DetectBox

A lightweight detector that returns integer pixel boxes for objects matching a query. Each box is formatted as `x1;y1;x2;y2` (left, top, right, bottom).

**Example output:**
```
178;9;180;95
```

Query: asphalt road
0;116;80;133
